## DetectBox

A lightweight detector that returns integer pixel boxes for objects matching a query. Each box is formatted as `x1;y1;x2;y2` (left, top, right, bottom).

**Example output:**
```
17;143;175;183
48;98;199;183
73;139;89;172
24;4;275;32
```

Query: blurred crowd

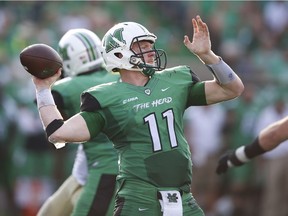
0;1;288;216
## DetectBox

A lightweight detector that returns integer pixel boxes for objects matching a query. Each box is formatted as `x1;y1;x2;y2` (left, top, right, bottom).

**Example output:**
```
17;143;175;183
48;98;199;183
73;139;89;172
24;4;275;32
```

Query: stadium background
0;1;287;216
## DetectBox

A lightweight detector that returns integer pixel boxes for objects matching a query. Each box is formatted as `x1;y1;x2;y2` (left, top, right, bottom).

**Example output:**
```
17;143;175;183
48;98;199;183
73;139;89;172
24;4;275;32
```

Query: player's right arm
216;116;288;174
42;107;90;144
32;69;92;144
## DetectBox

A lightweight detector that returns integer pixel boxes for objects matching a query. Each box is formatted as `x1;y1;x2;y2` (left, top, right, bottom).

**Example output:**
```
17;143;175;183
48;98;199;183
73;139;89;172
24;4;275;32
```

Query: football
19;43;63;79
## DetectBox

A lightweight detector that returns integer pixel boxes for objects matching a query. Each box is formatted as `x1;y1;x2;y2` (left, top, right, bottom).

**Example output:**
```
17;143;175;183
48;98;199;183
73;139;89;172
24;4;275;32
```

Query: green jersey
52;70;119;167
80;66;206;191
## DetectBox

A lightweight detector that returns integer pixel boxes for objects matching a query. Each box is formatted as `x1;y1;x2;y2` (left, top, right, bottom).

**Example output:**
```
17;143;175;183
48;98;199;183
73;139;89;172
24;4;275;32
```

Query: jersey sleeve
80;90;104;139
80;111;105;139
186;81;207;106
179;66;207;106
80;92;101;112
186;67;207;106
80;83;116;139
162;65;207;107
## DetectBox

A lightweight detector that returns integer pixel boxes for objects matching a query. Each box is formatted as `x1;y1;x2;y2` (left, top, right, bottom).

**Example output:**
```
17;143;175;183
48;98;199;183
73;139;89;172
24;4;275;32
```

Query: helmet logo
58;44;70;61
105;28;126;53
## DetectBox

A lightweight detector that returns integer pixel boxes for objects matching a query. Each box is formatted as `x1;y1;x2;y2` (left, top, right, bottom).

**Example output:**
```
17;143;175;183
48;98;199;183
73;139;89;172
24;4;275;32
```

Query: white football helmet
58;28;104;77
102;22;167;76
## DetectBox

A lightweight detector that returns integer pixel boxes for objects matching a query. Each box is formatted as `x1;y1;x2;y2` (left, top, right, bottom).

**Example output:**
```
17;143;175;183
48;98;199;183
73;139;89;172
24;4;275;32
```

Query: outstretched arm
184;15;244;104
216;116;288;174
258;116;288;150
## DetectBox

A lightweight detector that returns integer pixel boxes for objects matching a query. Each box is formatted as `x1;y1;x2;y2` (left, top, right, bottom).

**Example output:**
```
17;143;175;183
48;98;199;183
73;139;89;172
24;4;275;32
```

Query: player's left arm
184;15;244;105
203;72;244;105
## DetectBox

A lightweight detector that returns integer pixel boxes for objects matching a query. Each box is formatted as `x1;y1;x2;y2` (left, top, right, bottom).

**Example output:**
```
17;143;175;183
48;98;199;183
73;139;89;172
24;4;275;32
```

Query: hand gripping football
20;43;63;79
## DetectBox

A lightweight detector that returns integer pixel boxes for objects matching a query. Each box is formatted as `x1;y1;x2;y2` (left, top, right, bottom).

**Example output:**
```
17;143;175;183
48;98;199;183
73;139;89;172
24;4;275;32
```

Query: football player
33;15;244;215
37;29;119;216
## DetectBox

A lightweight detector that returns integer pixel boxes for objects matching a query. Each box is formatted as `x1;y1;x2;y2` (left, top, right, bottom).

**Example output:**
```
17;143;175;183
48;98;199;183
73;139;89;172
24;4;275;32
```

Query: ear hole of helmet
115;53;123;59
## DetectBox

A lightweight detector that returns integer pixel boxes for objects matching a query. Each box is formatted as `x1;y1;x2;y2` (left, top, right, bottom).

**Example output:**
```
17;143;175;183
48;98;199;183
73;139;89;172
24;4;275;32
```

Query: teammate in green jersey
32;15;244;216
36;29;119;216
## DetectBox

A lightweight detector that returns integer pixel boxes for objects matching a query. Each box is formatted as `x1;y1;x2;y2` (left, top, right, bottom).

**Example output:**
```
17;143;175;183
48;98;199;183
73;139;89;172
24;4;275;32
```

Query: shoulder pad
80;92;101;112
157;65;201;84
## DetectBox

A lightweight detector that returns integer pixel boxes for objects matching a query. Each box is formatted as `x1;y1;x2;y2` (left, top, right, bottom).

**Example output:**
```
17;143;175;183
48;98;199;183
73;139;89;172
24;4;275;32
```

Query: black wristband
244;136;266;158
46;119;64;137
229;152;245;166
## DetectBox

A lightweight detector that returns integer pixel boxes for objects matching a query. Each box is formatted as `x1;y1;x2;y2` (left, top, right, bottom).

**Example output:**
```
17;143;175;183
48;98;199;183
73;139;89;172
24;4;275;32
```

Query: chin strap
142;67;155;76
130;55;156;76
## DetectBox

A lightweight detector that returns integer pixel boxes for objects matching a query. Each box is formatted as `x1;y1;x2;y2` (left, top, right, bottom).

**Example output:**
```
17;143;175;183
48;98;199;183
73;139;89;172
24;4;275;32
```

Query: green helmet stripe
75;33;97;61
